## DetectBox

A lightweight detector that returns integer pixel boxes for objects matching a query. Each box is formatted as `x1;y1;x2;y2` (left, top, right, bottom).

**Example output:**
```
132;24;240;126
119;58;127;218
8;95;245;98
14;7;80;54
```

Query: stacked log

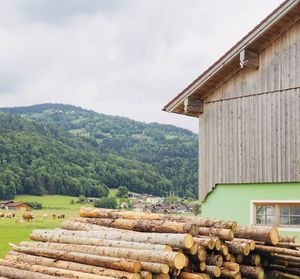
1;207;299;279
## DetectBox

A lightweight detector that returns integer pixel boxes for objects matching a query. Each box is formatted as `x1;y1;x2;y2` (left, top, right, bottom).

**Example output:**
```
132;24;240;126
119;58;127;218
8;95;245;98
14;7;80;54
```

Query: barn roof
7;202;32;208
163;0;300;117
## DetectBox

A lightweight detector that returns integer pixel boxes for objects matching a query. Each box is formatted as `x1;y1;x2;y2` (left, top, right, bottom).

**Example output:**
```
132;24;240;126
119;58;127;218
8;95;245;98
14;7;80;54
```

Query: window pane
266;215;275;225
280;215;290;225
266;206;275;216
256;215;265;224
291;206;300;216
280;206;289;216
290;216;300;225
256;206;265;215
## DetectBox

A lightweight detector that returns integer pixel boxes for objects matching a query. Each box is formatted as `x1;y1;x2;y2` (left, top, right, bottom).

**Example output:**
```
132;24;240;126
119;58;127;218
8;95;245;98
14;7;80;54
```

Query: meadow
0;195;92;258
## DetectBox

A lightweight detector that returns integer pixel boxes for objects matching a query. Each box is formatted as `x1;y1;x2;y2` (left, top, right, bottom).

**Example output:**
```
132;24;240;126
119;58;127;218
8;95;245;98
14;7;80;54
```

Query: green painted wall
201;182;300;241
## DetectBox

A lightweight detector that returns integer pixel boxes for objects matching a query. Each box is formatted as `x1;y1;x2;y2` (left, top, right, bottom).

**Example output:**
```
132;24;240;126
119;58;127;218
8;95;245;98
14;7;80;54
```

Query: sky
0;0;284;132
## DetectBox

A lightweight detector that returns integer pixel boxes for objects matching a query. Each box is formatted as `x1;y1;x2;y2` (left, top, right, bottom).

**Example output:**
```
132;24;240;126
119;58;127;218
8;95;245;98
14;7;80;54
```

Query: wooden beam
183;98;203;115
240;49;259;69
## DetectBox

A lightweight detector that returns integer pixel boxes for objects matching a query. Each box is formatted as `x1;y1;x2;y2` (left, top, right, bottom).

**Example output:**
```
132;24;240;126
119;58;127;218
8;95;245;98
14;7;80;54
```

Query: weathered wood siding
199;20;300;201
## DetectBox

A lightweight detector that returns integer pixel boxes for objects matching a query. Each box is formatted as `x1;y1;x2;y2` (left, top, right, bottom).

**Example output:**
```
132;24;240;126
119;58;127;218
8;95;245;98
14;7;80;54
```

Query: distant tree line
0;104;198;200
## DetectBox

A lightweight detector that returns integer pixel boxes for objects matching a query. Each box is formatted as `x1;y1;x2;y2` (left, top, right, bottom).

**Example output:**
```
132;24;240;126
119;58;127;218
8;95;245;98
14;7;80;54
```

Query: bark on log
269;270;299;279
269;264;300;276
220;268;241;279
242;254;261;266
194;238;215;250
226;242;250;256
30;232;172;252
0;259;113;279
221;262;240;272
6;252;140;279
140;271;152;279
12;245;141;273
61;222;194;249
19;241;185;269
80;208;237;230
239;265;264;279
234;225;279;245
279;235;297;243
0;265;64;279
72;217;199;236
270;253;300;263
140;262;169;274
255;244;300;257
197;228;234;241
206;255;223;267
179;272;211;279
205;265;221;277
230;238;256;251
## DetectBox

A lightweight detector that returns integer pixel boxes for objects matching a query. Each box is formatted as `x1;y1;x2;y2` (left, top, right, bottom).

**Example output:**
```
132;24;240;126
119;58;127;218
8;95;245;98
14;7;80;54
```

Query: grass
0;195;90;258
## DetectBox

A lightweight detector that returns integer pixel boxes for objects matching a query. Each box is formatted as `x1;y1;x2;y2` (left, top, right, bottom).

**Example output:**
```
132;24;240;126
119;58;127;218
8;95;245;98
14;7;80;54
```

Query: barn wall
201;183;300;241
199;20;300;201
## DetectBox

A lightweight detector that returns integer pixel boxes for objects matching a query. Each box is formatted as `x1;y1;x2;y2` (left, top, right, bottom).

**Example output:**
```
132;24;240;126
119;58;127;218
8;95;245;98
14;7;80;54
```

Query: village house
165;0;300;239
0;201;32;211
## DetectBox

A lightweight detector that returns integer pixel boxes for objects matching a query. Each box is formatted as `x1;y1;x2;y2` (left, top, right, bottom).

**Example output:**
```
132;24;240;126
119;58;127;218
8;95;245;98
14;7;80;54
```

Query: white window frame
250;200;300;232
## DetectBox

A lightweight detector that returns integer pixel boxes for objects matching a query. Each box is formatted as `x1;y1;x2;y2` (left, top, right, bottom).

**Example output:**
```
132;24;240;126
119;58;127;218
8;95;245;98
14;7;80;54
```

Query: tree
116;186;128;198
193;203;201;216
77;195;86;204
94;197;118;209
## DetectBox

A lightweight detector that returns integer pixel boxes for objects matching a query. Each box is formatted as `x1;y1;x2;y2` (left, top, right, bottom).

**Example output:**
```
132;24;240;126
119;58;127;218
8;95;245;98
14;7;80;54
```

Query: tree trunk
12;245;141;273
221;262;239;272
205;265;221;277
225;242;250;256
239;265;264;279
79;208;237;230
6;252;140;279
61;222;194;249
72;217;199;236
197;228;234;241
234;225;279;245
0;265;63;279
194;238;214;250
30;231;172;252
220;268;241;279
206;255;223;267
0;259;114;279
140;262;169;274
255;244;300;257
19;241;186;269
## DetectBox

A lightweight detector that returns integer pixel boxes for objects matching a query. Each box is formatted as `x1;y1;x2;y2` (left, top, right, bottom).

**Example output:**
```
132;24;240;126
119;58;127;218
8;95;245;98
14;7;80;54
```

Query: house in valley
0;201;32;211
164;0;300;239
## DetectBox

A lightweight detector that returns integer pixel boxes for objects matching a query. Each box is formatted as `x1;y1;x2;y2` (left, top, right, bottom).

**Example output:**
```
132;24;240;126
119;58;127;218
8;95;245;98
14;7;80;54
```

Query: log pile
1;207;299;279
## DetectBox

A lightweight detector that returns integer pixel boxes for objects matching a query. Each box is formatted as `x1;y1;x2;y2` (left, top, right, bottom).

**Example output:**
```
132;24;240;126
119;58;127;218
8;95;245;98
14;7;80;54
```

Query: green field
0;195;91;258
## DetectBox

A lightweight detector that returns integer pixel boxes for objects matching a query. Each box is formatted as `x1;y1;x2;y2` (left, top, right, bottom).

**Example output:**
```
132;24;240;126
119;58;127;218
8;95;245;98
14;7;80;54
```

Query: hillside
0;104;198;198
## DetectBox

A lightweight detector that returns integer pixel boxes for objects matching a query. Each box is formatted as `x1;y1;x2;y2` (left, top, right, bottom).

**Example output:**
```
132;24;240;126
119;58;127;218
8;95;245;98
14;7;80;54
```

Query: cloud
0;0;283;132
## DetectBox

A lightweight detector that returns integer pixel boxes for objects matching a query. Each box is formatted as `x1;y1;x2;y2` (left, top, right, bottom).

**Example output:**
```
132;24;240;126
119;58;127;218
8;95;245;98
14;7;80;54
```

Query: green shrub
94;197;118;209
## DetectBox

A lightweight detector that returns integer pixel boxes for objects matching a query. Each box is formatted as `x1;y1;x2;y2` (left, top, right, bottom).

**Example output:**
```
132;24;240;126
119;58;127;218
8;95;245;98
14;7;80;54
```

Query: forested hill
0;104;198;199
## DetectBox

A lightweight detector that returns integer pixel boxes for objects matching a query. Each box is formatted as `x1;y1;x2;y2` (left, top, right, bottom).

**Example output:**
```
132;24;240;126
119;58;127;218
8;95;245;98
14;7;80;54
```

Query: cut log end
270;227;279;245
184;235;194;249
174;252;186;269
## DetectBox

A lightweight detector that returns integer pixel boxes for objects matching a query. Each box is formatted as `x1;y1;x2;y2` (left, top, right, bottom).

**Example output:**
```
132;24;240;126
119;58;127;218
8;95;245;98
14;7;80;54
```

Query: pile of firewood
0;208;299;279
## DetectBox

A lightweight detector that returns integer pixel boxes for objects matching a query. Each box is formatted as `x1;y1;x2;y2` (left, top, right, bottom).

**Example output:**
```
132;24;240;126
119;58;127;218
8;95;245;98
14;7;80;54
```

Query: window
254;203;300;227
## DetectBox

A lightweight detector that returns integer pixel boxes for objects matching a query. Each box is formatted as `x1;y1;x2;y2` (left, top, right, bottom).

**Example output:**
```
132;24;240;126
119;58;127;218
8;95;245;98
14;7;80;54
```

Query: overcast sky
0;0;283;132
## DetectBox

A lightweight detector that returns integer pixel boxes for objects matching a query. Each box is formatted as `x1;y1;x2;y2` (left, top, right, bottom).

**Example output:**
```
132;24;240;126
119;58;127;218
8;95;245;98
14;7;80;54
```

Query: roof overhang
163;0;300;117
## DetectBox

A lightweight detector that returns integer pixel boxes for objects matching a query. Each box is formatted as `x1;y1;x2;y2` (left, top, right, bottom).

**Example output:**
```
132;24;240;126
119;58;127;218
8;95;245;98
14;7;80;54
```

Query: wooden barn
164;0;300;239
